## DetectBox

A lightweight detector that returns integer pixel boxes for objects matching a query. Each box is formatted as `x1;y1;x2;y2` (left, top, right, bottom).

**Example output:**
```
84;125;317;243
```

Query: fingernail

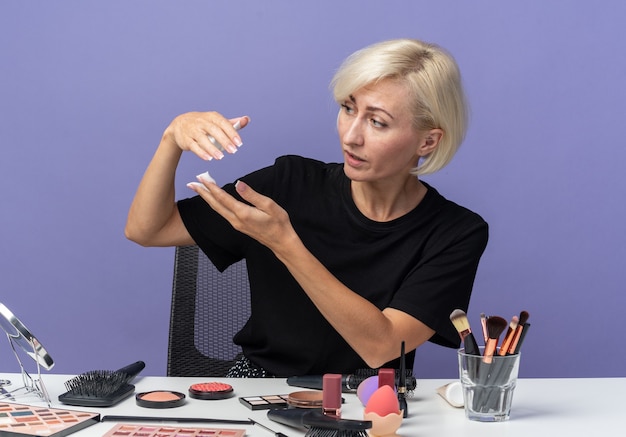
196;171;216;184
187;182;209;192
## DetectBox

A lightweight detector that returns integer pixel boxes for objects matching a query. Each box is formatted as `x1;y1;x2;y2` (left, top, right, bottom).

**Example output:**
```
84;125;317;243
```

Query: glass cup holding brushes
451;309;530;422
458;347;520;422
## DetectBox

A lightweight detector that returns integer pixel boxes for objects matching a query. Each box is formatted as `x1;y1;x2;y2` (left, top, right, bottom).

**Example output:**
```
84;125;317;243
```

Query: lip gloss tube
322;373;342;418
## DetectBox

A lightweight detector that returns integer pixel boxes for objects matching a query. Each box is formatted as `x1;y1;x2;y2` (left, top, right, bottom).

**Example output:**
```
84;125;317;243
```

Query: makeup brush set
450;309;531;413
450;309;530;360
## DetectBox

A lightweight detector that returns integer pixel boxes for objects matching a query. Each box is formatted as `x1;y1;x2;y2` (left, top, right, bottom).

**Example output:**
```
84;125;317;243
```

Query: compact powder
287;391;324;409
136;391;186;409
188;382;234;400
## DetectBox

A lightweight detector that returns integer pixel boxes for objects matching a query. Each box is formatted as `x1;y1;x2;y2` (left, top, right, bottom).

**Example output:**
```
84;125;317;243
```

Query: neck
351;177;427;222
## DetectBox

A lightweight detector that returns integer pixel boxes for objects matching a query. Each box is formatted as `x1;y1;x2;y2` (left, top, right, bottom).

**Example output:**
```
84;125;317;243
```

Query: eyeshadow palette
238;394;290;410
0;402;99;437
103;423;245;437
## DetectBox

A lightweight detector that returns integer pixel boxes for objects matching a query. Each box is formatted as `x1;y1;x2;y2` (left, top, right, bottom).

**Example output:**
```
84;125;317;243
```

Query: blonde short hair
330;39;468;176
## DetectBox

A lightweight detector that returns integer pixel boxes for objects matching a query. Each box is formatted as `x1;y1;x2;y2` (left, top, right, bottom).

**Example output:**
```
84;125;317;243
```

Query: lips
344;150;366;167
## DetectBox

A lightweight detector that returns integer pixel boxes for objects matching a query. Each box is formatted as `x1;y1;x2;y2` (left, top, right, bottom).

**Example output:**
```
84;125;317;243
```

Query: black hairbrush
287;369;416;393
59;361;145;407
268;408;371;437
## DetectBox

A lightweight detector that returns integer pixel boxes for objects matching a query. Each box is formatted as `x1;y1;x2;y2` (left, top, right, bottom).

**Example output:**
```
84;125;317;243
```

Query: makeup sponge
365;385;400;416
364;385;403;436
356;376;378;406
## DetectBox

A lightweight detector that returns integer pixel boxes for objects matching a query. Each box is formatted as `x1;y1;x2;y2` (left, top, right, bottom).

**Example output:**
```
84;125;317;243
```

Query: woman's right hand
163;111;249;161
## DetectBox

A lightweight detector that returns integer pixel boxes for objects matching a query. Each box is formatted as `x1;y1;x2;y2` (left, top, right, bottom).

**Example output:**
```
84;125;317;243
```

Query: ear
416;129;444;157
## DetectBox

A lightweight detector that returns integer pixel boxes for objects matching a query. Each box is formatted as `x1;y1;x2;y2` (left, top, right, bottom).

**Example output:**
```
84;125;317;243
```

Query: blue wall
1;1;625;379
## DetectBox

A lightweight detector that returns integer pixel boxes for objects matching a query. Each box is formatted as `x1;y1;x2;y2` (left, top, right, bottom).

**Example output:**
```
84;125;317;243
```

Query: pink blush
136;391;186;408
140;392;181;402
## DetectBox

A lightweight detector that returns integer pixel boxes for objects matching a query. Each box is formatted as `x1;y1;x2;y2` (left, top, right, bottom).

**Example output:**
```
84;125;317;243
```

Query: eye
371;118;387;128
340;103;355;114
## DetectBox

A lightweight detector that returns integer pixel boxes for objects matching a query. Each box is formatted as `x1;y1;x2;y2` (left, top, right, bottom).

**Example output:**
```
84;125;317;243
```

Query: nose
341;116;364;147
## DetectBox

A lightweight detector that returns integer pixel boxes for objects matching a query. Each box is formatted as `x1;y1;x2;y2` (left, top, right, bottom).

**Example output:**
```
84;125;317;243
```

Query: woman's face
337;78;428;184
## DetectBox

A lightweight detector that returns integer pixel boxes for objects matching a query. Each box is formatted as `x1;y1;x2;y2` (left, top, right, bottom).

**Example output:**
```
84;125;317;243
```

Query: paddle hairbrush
268;408;371;437
59;361;145;407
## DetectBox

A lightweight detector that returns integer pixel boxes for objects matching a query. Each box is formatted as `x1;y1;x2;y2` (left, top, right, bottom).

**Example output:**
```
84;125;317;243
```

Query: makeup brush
59;361;145;407
449;309;480;356
507;310;530;355
397;341;408;418
482;316;507;363
480;313;488;343
498;315;519;356
249;418;288;436
513;322;531;354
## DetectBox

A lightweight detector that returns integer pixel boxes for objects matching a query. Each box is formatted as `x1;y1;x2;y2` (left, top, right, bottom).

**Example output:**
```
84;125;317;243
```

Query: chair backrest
167;245;251;377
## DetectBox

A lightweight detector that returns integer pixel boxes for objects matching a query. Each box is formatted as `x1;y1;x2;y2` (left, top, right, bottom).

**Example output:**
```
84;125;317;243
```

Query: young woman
126;38;488;377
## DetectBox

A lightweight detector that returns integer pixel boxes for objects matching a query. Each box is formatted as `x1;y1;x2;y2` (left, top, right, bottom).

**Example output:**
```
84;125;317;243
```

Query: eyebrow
349;94;395;120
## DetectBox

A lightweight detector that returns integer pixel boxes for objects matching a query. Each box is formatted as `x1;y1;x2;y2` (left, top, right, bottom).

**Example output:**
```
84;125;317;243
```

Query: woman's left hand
187;176;295;250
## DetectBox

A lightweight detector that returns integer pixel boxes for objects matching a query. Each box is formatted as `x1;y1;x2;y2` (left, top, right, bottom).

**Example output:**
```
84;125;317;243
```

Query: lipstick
322;373;342;418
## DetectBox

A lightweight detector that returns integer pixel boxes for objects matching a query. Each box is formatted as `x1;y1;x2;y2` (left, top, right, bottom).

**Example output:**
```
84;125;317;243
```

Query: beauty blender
365;385;400;416
364;385;403;436
356;376;378;406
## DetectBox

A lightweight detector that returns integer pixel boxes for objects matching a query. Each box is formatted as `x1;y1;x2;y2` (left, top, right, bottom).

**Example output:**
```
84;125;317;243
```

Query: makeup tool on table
239;391;337;411
287;391;324;409
58;361;145;407
397;341;408;418
497;316;519;356
449;309;481;356
239;394;290;410
0;302;54;405
102;423;245;437
0;402;99;437
491;311;531;386
356;367;398;407
101;415;252;425
322;374;342;419
470;315;509;413
508;310;530;355
479;313;488;343
188;382;234;400
267;408;371;437
249;417;288;437
482;311;530;414
450;310;531;417
0;380;14;401
482;316;507;364
287;369;416;393
435;381;464;408
376;369;395;390
363;385;403;437
135;390;186;409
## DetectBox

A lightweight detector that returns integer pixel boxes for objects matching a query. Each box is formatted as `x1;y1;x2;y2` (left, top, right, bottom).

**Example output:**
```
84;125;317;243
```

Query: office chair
167;245;251;377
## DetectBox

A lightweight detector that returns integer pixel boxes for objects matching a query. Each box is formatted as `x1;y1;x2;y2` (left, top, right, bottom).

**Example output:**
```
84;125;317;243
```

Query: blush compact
188;382;234;400
287;390;324;408
136;390;186;408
